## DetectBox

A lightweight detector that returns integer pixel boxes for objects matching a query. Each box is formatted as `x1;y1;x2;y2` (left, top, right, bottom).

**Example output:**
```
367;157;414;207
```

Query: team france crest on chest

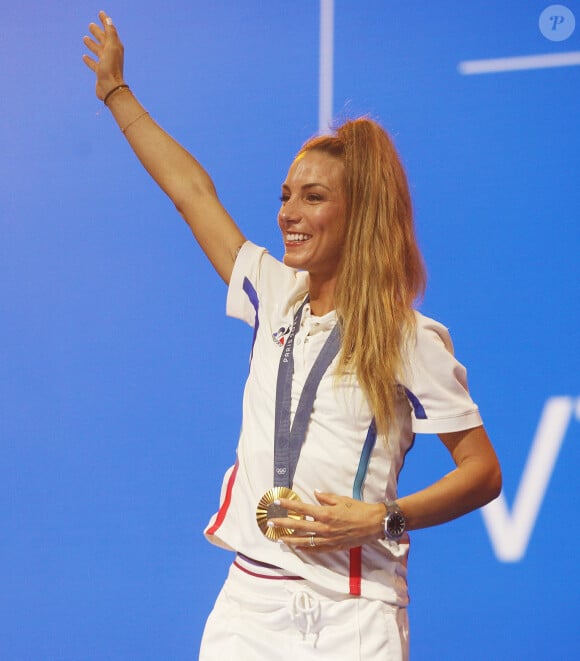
272;325;291;347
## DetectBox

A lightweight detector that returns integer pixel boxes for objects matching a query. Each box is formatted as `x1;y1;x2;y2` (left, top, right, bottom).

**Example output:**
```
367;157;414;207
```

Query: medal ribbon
273;298;341;488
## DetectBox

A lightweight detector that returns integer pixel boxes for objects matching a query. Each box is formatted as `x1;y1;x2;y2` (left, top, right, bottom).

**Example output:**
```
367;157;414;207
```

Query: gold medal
256;487;303;541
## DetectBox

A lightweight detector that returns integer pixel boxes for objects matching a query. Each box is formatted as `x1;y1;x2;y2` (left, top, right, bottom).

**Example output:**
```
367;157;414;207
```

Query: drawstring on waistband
289;590;321;645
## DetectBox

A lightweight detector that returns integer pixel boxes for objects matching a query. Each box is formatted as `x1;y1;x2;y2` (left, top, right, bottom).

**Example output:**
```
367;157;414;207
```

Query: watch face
386;511;406;538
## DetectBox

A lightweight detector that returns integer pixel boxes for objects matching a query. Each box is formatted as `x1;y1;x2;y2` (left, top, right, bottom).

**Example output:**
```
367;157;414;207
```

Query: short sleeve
226;240;309;327
226;241;268;327
402;313;483;434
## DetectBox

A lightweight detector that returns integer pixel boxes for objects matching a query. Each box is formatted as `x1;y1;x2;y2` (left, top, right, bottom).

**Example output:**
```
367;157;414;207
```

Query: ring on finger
308;535;316;547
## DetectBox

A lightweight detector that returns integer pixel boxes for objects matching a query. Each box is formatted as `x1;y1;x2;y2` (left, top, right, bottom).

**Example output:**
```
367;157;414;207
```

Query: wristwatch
383;502;406;541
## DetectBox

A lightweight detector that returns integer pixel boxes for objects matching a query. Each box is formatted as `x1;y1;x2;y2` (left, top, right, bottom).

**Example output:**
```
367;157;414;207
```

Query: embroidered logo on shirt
272;326;291;346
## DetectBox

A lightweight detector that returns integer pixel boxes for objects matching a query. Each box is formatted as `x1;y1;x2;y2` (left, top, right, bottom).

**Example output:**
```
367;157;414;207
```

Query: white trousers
199;558;409;661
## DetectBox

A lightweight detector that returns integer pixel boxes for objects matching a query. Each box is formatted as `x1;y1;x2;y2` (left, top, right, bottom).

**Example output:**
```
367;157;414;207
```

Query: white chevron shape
481;396;575;562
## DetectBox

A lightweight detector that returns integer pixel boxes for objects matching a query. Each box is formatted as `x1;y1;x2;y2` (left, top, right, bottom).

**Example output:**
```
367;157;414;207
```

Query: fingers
275;497;315;517
314;490;340;506
278;532;350;553
282;536;328;553
99;9;112;28
89;21;105;45
271;514;323;535
100;11;121;43
99;9;108;23
87;11;119;46
82;32;102;73
82;53;97;73
276;491;343;513
273;493;351;529
271;494;383;552
83;35;100;57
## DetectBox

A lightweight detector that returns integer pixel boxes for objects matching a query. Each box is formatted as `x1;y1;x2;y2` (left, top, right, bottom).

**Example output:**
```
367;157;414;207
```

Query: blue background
1;1;578;658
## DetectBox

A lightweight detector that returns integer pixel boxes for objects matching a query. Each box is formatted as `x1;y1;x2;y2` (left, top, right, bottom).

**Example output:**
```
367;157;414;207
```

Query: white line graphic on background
481;396;578;562
319;0;334;134
459;50;580;75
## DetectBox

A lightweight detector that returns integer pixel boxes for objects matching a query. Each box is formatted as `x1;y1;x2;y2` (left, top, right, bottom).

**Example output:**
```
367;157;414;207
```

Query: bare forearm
105;88;244;279
83;12;245;282
398;458;502;531
399;427;502;530
106;88;215;209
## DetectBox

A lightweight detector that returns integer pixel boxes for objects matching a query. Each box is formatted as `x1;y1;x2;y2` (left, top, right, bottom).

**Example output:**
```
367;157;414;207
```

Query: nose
279;198;300;224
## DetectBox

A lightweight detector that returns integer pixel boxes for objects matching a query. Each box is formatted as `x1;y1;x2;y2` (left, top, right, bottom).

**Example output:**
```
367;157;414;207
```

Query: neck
308;274;337;316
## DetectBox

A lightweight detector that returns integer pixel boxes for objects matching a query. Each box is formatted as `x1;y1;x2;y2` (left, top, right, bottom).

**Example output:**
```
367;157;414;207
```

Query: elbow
482;462;503;505
173;173;218;217
464;456;503;510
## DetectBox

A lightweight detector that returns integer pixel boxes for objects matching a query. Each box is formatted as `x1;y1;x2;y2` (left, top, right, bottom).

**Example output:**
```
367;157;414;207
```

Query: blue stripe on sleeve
404;387;427;420
242;277;259;359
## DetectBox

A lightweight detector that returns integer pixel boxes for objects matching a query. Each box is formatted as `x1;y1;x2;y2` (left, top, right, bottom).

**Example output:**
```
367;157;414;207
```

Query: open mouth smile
285;233;312;243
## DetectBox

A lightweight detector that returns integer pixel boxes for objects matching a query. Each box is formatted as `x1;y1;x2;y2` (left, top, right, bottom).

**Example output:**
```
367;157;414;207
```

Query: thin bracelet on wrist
121;111;149;134
103;83;130;106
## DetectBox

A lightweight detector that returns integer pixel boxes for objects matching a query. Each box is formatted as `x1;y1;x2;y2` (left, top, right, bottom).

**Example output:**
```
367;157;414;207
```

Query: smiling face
278;150;347;280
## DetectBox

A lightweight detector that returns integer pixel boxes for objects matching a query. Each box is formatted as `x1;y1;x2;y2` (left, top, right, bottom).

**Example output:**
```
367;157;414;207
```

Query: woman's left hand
270;491;386;552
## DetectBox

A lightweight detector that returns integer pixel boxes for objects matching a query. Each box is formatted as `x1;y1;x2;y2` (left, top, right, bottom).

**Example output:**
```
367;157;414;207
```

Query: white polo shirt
205;241;482;606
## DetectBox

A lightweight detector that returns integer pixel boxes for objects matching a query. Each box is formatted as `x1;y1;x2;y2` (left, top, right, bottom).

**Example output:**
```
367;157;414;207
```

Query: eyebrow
281;182;332;191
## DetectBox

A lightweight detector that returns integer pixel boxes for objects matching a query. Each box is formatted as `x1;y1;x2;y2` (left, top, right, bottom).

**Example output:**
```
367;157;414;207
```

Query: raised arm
82;11;245;283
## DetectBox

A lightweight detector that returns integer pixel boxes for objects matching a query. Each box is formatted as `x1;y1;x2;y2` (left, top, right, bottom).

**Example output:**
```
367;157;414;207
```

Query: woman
83;11;501;660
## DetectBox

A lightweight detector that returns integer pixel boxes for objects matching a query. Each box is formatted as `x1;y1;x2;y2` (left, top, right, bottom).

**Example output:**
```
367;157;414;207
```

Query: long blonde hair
297;118;426;438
